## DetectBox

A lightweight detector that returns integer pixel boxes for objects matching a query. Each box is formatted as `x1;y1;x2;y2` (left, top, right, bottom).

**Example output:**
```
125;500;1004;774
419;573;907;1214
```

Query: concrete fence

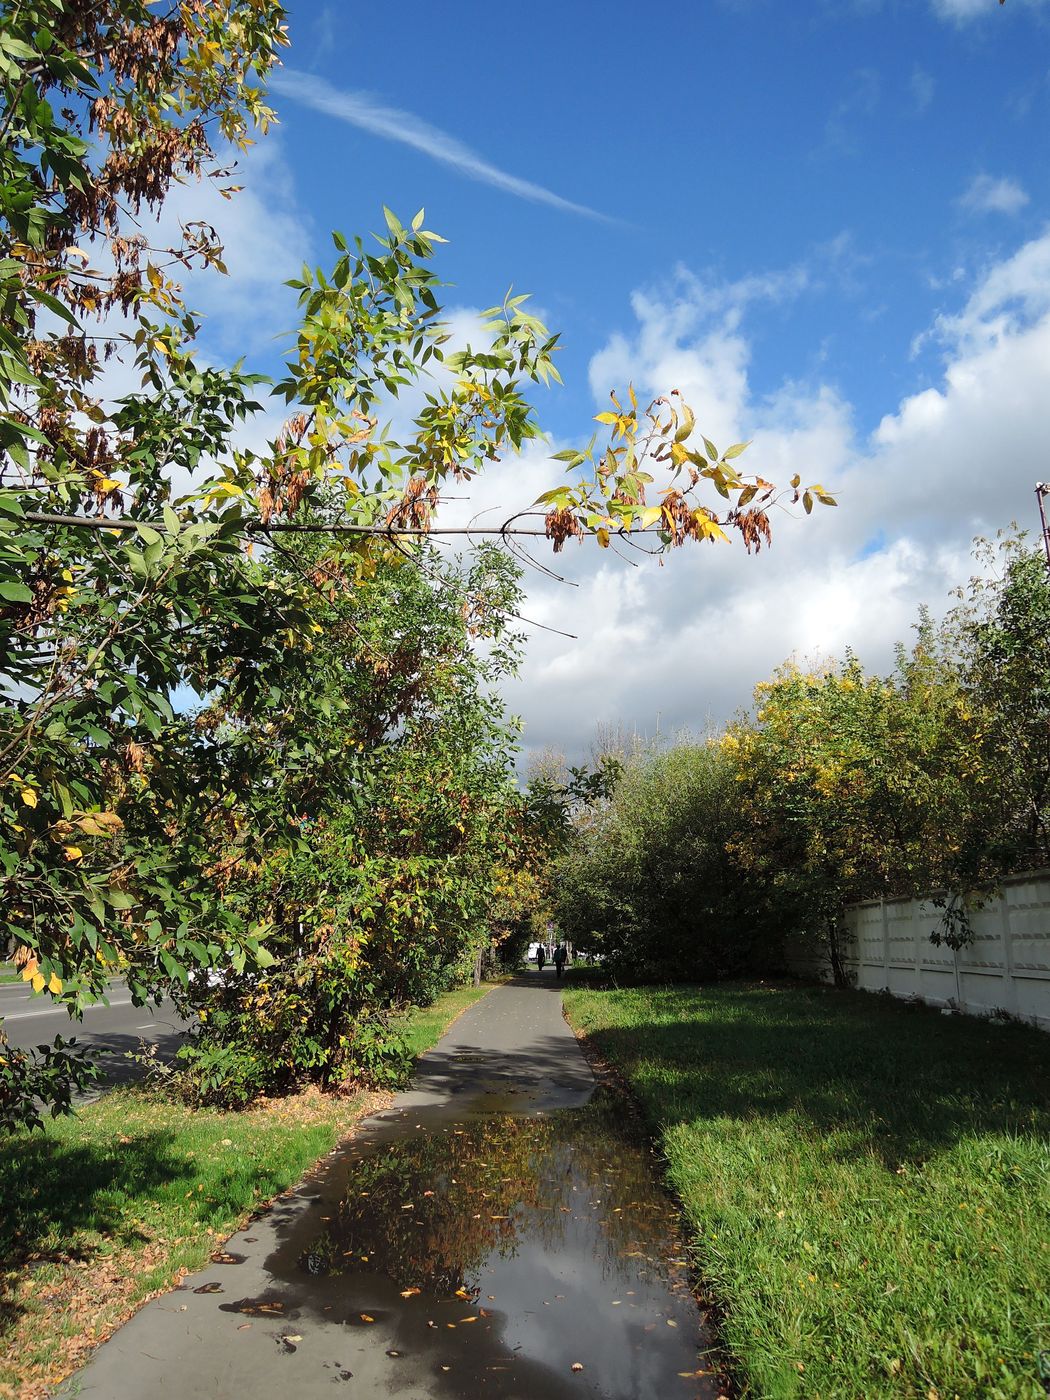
786;869;1050;1032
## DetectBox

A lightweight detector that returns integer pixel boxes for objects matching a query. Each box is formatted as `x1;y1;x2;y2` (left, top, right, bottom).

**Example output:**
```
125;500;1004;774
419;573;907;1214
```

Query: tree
0;0;834;1125
554;738;764;978
166;544;528;1104
935;534;1050;888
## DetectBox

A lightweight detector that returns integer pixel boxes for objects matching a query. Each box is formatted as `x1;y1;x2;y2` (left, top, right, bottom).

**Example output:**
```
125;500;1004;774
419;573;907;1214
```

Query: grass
0;965;21;985
563;978;1050;1400
0;978;497;1400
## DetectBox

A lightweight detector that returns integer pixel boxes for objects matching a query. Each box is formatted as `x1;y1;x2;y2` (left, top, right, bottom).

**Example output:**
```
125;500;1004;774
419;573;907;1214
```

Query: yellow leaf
20;789;37;808
697;516;730;544
596;527;610;549
47;973;63;995
594;411;618;425
21;959;38;982
76;811;123;837
64;845;83;861
31;972;45;993
94;478;123;492
674;401;695;443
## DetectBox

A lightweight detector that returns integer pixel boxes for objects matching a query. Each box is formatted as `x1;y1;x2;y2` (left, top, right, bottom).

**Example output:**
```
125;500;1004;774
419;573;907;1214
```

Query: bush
555;741;774;980
171;1039;269;1110
0;1036;102;1133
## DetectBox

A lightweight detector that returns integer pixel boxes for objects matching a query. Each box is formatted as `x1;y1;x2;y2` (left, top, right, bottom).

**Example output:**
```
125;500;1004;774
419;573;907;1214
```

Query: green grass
0;964;21;985
563;979;1050;1400
0;979;497;1399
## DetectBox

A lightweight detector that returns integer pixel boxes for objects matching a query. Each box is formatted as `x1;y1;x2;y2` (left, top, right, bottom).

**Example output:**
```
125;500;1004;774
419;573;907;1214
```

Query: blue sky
269;0;1048;436
178;0;1050;760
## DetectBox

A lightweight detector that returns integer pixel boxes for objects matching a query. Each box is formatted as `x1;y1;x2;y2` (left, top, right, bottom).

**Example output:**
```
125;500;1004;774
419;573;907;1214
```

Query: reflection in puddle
262;1096;726;1398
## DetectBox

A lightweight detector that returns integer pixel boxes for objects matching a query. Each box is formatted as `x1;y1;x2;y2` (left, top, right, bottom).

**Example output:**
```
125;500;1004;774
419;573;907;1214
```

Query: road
0;979;190;1087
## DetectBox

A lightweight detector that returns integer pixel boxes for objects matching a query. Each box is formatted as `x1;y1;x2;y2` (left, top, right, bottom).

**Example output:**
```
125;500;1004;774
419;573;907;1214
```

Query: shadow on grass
578;980;1050;1168
0;1109;312;1345
0;1126;183;1340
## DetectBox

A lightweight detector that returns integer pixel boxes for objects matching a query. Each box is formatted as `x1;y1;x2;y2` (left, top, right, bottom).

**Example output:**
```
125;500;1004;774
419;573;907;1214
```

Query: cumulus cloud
474;233;1050;765
76;139;311;502
958;173;1030;217
111;143;1050;772
158;139;311;352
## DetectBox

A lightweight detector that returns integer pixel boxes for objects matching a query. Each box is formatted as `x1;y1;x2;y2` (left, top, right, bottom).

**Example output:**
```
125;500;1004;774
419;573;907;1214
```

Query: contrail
272;70;613;223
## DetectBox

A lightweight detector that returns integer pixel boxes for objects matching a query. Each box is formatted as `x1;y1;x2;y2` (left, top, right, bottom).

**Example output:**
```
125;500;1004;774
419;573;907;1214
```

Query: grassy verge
563;978;1050;1399
0;964;21;985
0;979;498;1400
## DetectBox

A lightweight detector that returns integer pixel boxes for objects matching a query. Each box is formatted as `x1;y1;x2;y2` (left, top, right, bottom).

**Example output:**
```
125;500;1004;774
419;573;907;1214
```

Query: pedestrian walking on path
554;944;567;979
536;944;546;972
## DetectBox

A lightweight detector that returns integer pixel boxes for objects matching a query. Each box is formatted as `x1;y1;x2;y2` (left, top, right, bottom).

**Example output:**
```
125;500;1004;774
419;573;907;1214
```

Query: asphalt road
0;979;190;1087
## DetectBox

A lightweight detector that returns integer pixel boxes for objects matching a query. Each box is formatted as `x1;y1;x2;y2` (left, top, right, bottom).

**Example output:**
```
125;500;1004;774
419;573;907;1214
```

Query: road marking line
1;998;135;1022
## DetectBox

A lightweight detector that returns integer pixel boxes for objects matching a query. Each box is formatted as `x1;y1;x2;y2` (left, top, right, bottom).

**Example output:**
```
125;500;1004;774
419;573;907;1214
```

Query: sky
175;0;1050;764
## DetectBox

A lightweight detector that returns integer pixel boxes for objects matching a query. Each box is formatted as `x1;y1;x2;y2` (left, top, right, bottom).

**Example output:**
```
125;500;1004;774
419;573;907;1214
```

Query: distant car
188;964;231;990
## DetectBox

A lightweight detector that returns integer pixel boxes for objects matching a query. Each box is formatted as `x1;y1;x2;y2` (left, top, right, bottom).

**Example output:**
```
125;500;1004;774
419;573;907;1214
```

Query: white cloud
271;71;612;224
958;173;1030;217
158;139;311;353
474;233;1050;766
72;140;311;503
911;66;936;113
932;0;1048;19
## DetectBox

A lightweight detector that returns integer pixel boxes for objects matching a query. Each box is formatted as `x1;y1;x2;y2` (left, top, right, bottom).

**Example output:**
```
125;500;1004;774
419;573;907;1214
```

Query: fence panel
785;870;1050;1031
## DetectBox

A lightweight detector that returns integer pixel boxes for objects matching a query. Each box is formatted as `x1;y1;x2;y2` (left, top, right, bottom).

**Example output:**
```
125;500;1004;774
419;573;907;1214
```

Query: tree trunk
827;917;848;988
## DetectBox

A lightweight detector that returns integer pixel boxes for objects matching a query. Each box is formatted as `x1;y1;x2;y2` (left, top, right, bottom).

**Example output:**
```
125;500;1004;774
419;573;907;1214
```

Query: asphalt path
63;973;607;1399
0;979;190;1087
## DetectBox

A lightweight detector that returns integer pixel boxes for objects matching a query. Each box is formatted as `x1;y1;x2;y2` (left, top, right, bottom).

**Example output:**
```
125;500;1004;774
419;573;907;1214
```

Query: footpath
60;975;594;1398
60;973;719;1400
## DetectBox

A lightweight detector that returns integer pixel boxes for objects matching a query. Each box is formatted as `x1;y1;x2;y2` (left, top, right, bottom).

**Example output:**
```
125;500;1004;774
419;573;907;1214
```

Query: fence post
880;898;890;991
999;884;1019;1017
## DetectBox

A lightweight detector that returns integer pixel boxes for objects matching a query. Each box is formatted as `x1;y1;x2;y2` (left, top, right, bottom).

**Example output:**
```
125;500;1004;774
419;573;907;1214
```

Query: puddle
256;1094;726;1398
